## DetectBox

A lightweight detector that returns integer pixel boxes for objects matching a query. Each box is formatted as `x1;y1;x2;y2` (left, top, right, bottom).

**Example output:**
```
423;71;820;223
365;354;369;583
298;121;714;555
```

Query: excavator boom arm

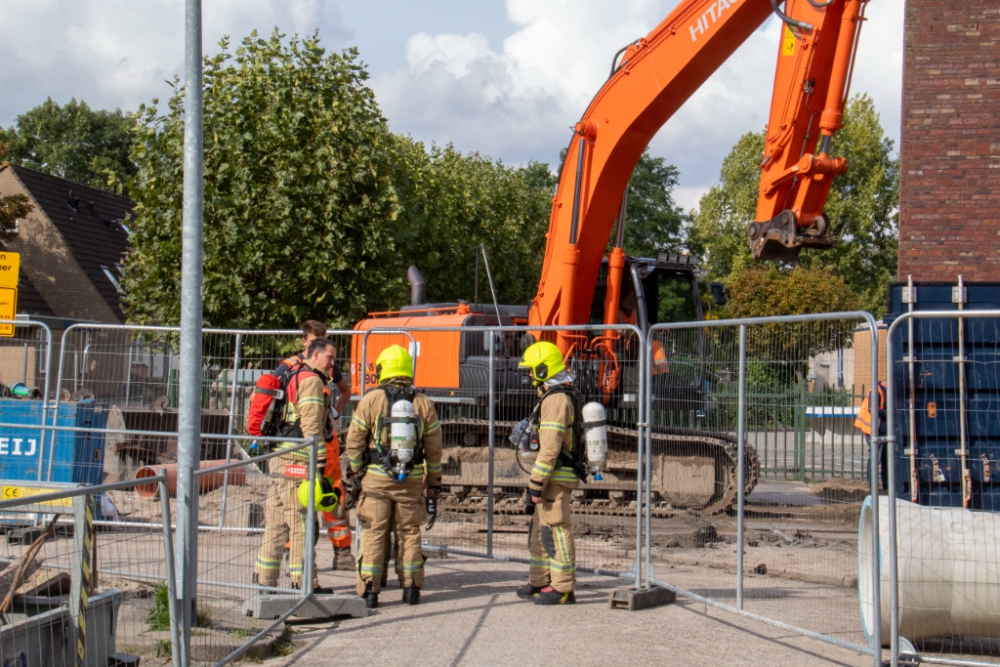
529;0;868;343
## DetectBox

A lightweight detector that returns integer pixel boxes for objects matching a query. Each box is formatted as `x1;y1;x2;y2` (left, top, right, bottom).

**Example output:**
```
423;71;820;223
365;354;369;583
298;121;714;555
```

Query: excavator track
436;419;759;517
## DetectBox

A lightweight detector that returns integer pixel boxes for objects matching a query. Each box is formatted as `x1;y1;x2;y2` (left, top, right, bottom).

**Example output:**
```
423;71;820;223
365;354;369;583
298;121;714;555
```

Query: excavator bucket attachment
748;211;835;263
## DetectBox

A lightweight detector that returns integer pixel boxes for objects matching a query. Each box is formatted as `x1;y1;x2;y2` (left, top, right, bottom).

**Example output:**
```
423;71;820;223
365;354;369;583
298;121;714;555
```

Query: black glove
344;470;364;511
525;488;542;515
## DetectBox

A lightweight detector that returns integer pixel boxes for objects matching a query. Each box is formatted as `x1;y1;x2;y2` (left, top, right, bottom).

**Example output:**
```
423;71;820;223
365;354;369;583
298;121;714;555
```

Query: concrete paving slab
273;555;874;667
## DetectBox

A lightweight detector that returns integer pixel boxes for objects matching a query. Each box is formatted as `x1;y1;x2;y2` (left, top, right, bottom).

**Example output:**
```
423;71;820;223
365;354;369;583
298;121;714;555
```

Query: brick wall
898;0;1000;281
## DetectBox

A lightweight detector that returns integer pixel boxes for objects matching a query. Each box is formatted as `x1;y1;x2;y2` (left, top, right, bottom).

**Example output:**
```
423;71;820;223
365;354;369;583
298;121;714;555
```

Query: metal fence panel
361;324;645;585
0;454;178;667
645;312;881;666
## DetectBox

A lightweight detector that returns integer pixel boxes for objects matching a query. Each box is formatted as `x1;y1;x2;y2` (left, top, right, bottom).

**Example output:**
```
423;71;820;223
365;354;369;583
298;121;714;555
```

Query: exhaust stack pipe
407;265;426;306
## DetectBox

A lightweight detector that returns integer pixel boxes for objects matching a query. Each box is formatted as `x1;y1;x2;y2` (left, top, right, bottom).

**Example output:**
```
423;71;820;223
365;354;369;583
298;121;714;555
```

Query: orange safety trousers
323;432;351;548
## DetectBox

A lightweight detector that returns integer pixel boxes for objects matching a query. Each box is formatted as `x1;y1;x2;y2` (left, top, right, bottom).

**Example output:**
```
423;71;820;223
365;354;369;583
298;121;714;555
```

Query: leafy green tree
122;30;399;329
0;194;33;244
619;152;686;257
728;265;859;380
0;98;136;191
688;94;899;316
386;136;551;307
686;131;765;280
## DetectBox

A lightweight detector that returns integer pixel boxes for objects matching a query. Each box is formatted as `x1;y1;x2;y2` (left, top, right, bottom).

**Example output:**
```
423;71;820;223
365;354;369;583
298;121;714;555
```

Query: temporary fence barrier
354;323;646;588
885;309;1000;667
0;447;177;667
0;320;51;399
0;316;916;665
643;312;883;667
0;320;53;482
190;432;319;667
0;421;319;667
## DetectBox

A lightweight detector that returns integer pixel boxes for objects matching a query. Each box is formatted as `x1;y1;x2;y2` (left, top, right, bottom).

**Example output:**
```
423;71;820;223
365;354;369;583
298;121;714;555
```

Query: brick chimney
898;0;1000;281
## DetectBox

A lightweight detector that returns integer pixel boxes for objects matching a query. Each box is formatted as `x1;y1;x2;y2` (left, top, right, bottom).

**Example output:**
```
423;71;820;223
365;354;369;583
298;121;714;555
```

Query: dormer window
101;264;123;293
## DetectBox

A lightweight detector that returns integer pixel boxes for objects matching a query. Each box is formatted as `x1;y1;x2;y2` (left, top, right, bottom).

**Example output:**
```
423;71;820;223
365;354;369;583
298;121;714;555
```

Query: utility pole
176;1;203;664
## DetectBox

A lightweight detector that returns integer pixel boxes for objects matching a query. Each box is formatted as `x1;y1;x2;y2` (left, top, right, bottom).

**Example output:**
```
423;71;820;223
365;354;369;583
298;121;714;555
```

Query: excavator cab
584;252;710;410
589;253;704;330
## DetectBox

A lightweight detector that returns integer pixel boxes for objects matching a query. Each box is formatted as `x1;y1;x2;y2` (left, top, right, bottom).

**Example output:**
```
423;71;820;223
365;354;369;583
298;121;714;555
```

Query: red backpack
247;373;285;437
247;355;303;437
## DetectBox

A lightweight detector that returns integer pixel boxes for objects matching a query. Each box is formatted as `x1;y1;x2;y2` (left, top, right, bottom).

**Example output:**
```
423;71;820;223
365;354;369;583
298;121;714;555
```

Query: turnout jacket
345;381;444;486
528;388;580;493
274;359;331;470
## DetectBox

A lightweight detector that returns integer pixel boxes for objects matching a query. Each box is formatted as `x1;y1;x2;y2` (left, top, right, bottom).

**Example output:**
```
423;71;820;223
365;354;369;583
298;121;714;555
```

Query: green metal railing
705;382;868;481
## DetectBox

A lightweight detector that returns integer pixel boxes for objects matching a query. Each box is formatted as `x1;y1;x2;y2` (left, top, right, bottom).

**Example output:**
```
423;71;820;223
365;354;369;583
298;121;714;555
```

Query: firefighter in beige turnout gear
346;345;443;608
254;339;337;591
517;341;578;605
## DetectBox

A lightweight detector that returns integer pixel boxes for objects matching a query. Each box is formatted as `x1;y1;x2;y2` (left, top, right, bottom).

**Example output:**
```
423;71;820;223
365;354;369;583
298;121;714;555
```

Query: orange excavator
351;0;868;515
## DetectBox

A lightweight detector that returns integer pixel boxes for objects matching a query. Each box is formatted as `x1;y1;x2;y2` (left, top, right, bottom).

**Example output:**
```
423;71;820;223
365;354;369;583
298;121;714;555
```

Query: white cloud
375;0;905;202
407;33;492;78
0;0;905;208
0;0;353;123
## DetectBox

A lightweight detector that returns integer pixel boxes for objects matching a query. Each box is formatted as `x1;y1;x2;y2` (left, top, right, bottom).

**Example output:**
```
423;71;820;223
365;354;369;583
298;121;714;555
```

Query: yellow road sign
0;485;72;507
0;286;16;337
0;252;19;288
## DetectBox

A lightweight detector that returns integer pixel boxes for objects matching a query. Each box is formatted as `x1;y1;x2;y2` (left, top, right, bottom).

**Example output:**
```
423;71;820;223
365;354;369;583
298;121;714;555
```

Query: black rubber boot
533;586;576;605
361;582;379;609
516;583;544;600
402;585;421;606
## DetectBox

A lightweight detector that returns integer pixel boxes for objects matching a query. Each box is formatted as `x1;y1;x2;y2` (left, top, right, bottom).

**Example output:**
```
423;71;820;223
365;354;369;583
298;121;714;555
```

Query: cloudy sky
0;0;904;210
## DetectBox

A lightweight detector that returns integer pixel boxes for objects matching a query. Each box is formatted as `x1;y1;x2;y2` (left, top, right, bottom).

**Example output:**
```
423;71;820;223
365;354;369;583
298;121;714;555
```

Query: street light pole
176;1;204;664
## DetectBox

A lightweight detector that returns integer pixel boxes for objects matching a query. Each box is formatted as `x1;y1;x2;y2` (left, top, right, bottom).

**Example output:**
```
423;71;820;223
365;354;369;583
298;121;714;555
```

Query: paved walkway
274;555;875;667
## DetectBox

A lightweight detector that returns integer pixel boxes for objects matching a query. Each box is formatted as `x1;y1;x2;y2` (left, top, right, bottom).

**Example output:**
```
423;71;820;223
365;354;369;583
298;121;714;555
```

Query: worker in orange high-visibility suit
322;419;352;565
854;381;888;492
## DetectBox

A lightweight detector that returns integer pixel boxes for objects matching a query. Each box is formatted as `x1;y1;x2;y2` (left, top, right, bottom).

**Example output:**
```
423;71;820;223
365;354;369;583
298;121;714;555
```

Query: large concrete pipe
859;495;1000;646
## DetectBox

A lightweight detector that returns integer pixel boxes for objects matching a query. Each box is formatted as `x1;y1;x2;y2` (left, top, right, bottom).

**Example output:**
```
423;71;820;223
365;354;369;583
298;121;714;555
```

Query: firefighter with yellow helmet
516;341;580;605
345;344;443;608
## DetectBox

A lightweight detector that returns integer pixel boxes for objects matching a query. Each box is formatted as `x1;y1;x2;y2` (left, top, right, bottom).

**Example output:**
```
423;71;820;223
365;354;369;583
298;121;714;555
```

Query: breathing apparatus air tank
581;402;608;481
390;399;416;481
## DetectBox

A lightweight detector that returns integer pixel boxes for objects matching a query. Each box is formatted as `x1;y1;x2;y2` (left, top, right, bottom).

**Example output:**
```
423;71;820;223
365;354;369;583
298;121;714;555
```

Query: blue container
0;400;107;484
887;282;1000;509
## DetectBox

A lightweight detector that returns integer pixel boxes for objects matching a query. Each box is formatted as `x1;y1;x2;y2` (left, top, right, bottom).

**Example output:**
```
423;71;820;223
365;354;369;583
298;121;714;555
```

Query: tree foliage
728;265;859;374
0;194;33;244
0;98;136;192
122;30;399;329
122;30;560;328
385;136;552;307
618;152;686;257
688;94;899;317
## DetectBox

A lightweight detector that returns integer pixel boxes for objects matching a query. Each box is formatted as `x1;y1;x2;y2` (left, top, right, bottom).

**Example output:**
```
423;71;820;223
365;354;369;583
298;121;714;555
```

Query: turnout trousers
355;475;426;595
528;482;576;593
323;433;351;548
254;475;317;588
